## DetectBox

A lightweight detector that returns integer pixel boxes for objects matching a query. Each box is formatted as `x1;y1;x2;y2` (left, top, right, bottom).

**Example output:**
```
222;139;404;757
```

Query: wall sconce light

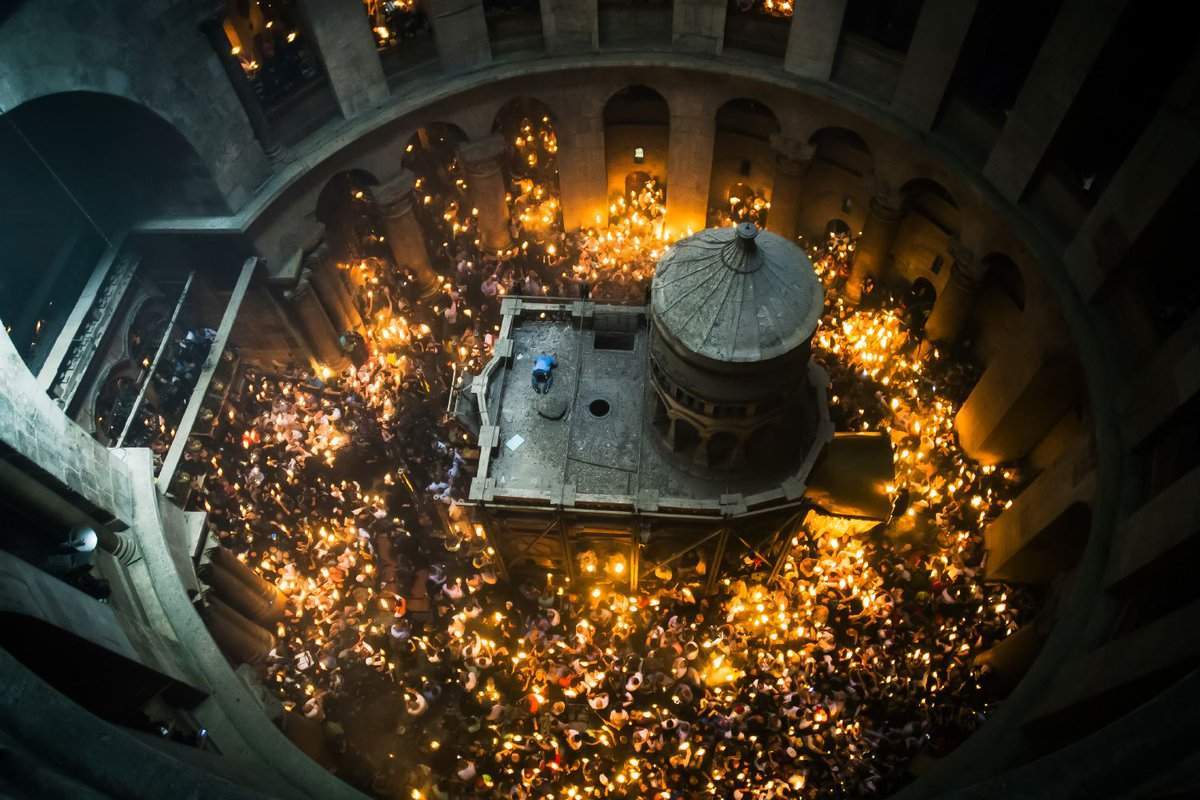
633;147;645;164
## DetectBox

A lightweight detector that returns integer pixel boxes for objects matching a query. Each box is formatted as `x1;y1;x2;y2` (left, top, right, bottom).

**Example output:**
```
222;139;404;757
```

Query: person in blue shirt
532;353;557;394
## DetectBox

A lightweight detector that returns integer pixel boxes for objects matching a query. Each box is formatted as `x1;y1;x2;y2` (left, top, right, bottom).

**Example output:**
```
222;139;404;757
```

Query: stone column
848;189;903;300
665;96;717;236
540;0;598;54
556;105;608;230
891;0;978;131
285;272;346;367
199;16;282;161
459;134;514;253
673;0;726;55
766;134;816;242
955;331;1081;464
427;0;492;72
96;528;140;566
294;0;389;119
308;249;364;334
784;0;848;80
371;171;441;298
201;595;274;668
982;0;1126;201
1066;50;1200;301
982;438;1095;582
923;239;982;343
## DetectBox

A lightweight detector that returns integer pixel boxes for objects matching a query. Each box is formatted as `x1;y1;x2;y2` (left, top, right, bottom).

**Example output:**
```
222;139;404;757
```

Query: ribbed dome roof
651;223;824;363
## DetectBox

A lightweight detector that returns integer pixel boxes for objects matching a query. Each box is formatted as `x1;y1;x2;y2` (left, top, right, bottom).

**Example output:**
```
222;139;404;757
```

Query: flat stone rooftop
466;298;834;519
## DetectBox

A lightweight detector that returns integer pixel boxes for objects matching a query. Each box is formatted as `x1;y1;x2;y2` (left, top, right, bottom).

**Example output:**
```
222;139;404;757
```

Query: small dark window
931;254;944;275
739;159;752;177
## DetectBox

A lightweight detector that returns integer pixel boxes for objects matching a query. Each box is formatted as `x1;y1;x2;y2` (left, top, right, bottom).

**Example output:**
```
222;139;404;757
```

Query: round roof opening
588;398;610;418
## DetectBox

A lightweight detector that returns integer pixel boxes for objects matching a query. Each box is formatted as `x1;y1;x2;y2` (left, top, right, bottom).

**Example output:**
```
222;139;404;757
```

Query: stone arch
0;37;264;209
799;127;875;240
0;92;226;370
315;169;383;262
709;98;782;226
2;92;228;225
603;85;670;204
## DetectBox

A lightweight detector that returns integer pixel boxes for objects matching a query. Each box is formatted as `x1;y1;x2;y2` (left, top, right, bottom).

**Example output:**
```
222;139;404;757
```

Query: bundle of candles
710;184;771;229
186;117;1030;798
732;0;795;17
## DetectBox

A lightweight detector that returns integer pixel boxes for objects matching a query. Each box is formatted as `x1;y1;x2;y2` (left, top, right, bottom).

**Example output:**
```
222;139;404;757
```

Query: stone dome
650;222;824;364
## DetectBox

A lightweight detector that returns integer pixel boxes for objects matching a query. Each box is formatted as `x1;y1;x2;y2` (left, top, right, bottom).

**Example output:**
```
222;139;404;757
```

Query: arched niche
708;98;782;227
603;86;670;204
892;177;960;289
492;97;563;239
798;126;874;240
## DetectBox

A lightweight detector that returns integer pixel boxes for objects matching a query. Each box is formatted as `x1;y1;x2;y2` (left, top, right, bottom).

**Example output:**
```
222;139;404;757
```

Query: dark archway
0;92;225;371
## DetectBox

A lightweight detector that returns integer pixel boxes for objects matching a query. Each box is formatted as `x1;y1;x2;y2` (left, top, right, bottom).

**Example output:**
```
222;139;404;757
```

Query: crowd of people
181;114;1031;799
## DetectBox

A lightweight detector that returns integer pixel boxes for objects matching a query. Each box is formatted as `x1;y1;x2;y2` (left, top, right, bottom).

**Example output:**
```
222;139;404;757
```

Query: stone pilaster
848;189;904;300
982;0;1126;201
923;239;982;343
891;0;978;131
784;0;848;80
459;134;514;252
665;97;717;235
955;330;1081;464
427;0;492;72
199;16;282;162
284;272;346;367
556;106;608;230
766;134;816;242
308;247;364;334
295;0;389;119
372;171;441;297
673;0;726;55
539;0;598;54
